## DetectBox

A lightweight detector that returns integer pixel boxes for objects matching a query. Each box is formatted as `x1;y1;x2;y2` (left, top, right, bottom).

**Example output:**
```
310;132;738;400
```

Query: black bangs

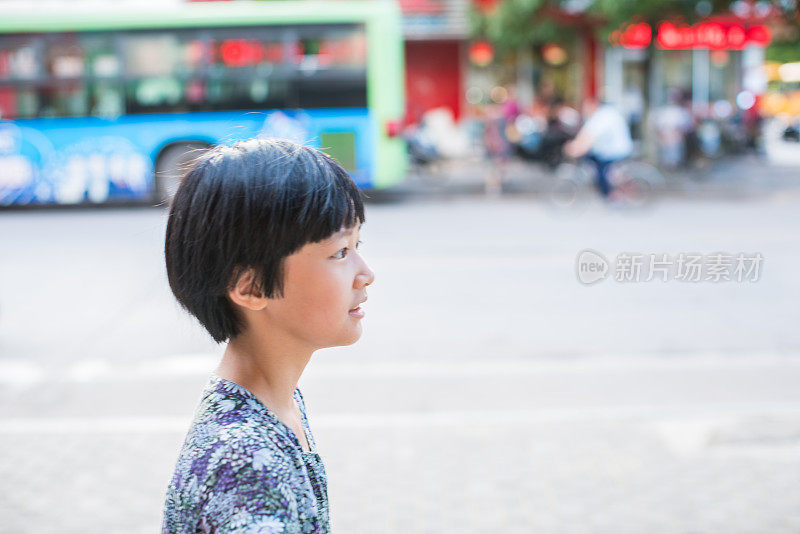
164;137;366;344
288;145;365;245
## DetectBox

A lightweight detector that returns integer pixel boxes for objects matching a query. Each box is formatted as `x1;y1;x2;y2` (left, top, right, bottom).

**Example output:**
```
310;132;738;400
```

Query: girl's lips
348;306;365;318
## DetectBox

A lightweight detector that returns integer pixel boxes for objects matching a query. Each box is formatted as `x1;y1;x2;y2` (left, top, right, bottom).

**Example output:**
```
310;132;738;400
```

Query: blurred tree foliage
470;0;800;52
469;0;578;53
766;28;800;62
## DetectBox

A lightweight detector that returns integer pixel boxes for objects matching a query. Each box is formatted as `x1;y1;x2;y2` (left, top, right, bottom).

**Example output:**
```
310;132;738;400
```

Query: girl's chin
342;325;363;345
318;325;362;349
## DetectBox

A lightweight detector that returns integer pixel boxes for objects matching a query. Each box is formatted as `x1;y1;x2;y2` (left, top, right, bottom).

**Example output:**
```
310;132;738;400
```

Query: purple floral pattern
161;373;329;533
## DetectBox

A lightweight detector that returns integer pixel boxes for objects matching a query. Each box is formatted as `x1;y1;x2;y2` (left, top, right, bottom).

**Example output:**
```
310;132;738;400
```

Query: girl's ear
228;267;269;311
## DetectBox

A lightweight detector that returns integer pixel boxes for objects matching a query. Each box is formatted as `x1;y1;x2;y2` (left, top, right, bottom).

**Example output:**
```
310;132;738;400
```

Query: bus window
47;33;84;78
0;32;126;119
296;79;366;108
295;25;367;67
0;36;40;81
0;86;38;119
37;34;86;117
205;78;291;111
208;29;289;70
122;31;198;114
89;82;123;118
0;35;41;118
124;33;184;78
39;82;87;118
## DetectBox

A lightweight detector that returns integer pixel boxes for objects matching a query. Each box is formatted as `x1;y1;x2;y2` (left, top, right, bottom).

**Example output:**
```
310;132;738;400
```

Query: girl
161;138;374;533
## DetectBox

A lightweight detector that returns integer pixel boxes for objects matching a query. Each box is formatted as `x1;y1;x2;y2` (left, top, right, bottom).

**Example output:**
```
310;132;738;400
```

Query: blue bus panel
0;108;373;206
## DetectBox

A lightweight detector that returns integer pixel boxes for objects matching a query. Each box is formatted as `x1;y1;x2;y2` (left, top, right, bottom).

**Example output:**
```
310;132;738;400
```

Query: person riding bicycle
563;98;633;199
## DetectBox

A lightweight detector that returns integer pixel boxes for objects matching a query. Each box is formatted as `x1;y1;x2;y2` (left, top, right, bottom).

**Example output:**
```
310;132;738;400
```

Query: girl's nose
356;261;375;288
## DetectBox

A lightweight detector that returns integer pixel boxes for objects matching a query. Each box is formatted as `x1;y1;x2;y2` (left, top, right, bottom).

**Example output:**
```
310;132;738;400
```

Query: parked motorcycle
511;113;575;169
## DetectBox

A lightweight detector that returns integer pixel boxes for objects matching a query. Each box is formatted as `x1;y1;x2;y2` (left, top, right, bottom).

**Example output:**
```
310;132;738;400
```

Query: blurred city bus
0;1;405;206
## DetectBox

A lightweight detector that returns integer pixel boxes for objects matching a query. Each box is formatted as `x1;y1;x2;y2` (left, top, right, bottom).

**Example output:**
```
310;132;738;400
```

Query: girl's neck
217;333;313;414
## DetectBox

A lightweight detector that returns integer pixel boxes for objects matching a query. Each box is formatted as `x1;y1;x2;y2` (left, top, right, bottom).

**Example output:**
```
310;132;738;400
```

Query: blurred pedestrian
502;84;521;124
652;88;693;170
531;77;558;119
483;92;514;197
622;84;645;140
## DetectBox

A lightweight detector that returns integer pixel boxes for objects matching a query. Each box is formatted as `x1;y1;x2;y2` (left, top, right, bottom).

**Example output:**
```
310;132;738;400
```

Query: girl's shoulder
171;376;305;487
163;377;327;533
189;375;298;452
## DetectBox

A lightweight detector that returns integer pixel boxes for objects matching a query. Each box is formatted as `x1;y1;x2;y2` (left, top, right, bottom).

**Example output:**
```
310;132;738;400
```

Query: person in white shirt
652;88;693;169
564;98;633;198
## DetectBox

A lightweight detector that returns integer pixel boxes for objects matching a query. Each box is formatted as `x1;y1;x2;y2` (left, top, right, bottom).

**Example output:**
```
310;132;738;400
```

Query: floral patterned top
161;372;329;534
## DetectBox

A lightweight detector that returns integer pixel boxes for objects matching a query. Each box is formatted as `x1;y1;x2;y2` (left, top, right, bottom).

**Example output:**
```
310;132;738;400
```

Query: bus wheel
155;142;210;206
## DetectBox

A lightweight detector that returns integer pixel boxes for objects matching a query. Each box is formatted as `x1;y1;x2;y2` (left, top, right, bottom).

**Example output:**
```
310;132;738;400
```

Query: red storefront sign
611;21;771;50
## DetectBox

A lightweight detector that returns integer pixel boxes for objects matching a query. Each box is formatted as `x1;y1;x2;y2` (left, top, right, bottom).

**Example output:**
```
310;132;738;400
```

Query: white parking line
0;360;45;385
2;403;800;434
2;352;799;385
0;416;191;434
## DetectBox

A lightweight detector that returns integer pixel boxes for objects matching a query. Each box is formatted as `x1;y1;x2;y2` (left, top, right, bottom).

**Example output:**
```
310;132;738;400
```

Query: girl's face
267;224;374;350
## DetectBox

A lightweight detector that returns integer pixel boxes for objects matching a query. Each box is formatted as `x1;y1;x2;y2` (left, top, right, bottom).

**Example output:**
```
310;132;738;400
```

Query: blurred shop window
709;49;738;102
659;50;693;105
622;62;646;139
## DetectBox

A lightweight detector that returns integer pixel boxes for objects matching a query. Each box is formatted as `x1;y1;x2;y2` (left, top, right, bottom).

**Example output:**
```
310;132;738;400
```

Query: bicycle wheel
611;161;664;208
547;162;591;208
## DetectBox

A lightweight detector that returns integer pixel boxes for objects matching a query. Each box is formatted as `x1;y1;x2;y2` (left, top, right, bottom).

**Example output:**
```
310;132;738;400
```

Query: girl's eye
356;240;363;250
332;241;362;259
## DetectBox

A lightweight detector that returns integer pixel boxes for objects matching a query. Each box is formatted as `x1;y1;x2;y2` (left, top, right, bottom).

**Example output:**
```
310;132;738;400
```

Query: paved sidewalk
378;152;800;202
2;357;800;533
1;195;798;533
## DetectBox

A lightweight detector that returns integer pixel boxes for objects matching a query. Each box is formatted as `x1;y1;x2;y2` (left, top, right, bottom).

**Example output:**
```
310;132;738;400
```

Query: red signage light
746;24;771;47
220;40;261;67
726;24;747;49
615;21;772;50
215;37;362;68
618;22;651;49
469;41;494;66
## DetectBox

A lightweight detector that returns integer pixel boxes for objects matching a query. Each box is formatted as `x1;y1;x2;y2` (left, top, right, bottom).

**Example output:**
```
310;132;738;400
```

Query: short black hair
164;138;365;343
